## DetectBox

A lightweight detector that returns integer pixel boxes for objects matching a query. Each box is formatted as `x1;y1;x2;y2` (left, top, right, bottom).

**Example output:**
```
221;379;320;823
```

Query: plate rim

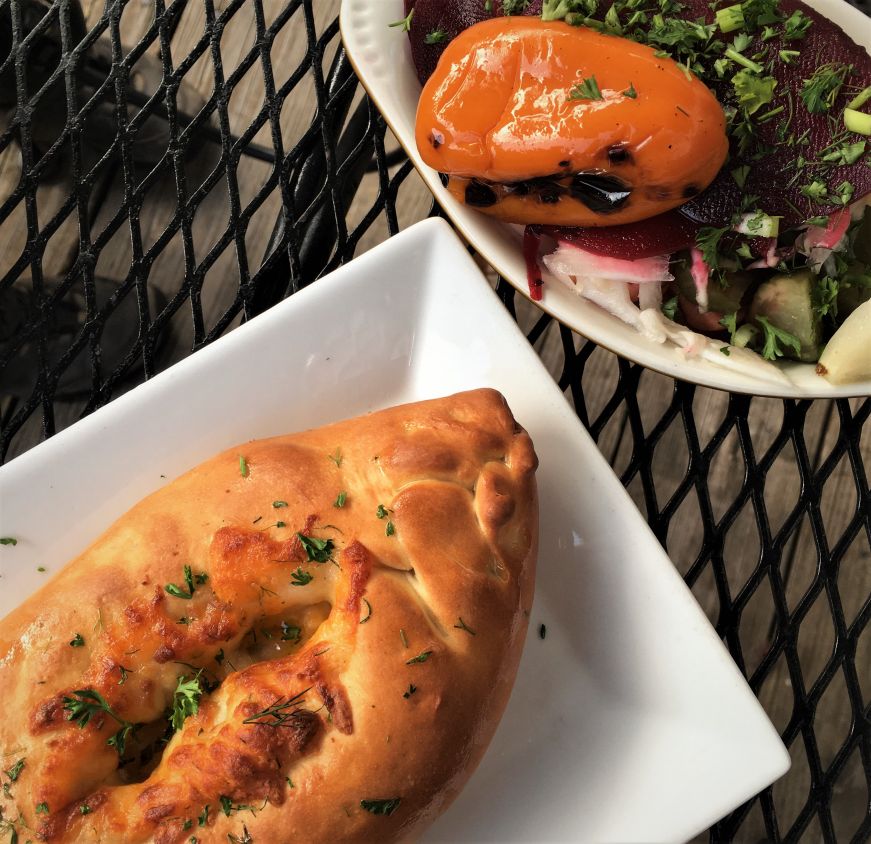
338;0;871;399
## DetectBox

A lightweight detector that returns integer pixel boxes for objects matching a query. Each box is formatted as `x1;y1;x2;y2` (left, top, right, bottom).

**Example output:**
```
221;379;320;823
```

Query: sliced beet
532;209;701;260
405;0;871;230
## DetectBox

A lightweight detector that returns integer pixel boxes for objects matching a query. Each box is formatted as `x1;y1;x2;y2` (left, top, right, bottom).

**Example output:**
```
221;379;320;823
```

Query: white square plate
339;0;871;399
0;219;788;842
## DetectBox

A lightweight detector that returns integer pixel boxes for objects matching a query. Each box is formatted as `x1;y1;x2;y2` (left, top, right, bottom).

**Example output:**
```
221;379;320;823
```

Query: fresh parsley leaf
541;0;593;21
834;181;854;206
297;533;334;563
661;296;679;320
453;617;476;635
821;140;866;166
406;650;433;665
4;759;24;782
334;491;347;508
755;316;802;360
360;798;402;816
782;8;812;39
220;796;233;816
695;226;730;271
171;672;203;732
623;82;638;99
387;9;414;30
280;621;302;642
0;537;17;546
813;276;840;318
800;180;829;203
375;504;389;519
424;29;448;44
732;69;777;115
69;633;85;648
569;75;603;101
290;568;313;587
198;805;210;827
800;63;852;115
720;312;739;342
63;689;138;755
731;164;751;188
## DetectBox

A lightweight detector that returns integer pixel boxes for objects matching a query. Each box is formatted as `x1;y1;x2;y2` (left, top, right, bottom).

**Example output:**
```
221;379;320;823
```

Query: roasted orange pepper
415;18;729;227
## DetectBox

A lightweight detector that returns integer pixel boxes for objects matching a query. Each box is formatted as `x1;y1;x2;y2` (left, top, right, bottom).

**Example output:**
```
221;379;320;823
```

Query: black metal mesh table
1;1;869;840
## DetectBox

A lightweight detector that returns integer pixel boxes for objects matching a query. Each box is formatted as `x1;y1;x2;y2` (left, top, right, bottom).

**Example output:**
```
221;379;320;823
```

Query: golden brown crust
0;389;538;843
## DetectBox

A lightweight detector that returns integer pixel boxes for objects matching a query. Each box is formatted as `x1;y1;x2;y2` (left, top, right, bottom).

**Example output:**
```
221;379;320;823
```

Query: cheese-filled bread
0;388;538;843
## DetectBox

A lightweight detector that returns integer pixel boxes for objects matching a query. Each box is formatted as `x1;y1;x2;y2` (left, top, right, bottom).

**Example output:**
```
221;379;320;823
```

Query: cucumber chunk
749;269;822;362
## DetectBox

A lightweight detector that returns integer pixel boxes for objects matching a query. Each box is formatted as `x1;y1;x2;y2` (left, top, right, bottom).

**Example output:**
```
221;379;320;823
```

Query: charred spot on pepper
569;172;632;213
465;180;498;207
606;144;632;165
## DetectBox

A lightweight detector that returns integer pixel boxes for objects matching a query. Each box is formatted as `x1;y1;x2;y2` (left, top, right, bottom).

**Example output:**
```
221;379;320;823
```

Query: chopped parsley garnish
290;568;313;587
720;311;739;341
812;276;840;318
406;650;432;665
732;70;777;115
623;82;637;99
403;684;417;699
118;665;131;685
63;689;137;755
171;672;203;732
695;226;730;273
782;8;812;39
800;63;852;115
286;777;295;788
800;179;829;203
334;491;347;508
69;633;85;648
821;140;865;166
502;0;530;13
715;3;744;33
386;521;396;537
239;455;249;478
165;565;199;600
360;798;402;816
242;688;310;727
198;805;210;827
280;621;302;642
177;616;194;625
387;9;414;31
731;164;751;188
328;448;343;467
4;760;24;782
36;802;49;815
79;804;91;815
720;346;731;355
424;29;448;44
453;617;476;635
297;533;335;563
661;296;679;320
273;501;287;508
569;76;603;101
0;537;17;546
375;504;389;519
360;597;372;624
400;628;409;648
756;316;802;360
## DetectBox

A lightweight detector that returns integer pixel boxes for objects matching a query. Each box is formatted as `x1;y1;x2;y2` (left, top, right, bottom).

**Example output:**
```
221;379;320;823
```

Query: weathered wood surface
0;0;867;837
